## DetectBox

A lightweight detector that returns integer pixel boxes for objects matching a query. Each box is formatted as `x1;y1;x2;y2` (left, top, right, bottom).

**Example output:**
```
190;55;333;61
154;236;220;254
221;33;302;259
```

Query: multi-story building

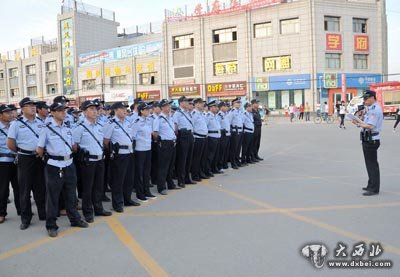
0;0;388;112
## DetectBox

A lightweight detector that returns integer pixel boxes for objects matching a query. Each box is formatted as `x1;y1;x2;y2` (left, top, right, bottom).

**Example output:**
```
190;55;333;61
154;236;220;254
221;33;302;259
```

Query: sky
0;0;399;78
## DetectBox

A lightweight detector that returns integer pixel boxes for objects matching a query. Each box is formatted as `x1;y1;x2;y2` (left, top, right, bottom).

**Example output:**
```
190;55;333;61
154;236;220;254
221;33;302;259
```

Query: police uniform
251;99;263;161
37;102;88;237
153;100;179;194
103;102;139;212
72;101;112;222
206;101;222;175
242;104;255;165
190;99;208;181
358;90;383;195
217;102;232;170
229;98;244;169
173;96;195;187
0;105;20;222
7;97;46;229
149;106;160;187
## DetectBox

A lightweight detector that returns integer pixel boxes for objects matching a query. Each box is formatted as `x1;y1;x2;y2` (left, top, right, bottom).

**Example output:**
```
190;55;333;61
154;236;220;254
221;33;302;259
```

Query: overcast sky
0;0;398;77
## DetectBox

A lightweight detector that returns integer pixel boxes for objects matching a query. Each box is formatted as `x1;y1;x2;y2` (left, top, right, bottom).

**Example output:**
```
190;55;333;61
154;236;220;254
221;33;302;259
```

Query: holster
111;142;120;160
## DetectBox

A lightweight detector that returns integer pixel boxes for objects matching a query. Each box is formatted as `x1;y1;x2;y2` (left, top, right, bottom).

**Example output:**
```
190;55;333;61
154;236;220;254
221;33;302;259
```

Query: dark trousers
135;151;151;199
17;155;46;224
200;138;208;176
218;134;230;169
191;137;206;179
253;127;262;158
340;114;345;127
110;154;134;209
176;133;194;185
74;158;83;198
0;162;20;217
230;132;242;167
79;160;105;219
362;141;380;193
394;117;400;129
299;112;304;120
151;142;159;185
104;153;111;192
207;137;220;173
45;164;81;230
157;141;176;192
242;132;254;163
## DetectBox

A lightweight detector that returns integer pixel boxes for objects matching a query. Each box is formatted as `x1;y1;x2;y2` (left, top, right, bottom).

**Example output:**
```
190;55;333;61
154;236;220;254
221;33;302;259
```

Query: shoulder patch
134;118;140;123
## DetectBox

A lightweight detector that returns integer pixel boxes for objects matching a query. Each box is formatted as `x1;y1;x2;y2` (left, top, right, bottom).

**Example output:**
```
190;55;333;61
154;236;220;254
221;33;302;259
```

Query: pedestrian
299;104;304;120
305;102;311;121
251;99;263;161
263;105;270;125
339;101;346;129
393;107;400;133
0;104;20;224
36;102;89;237
351;90;383;196
289;104;294;123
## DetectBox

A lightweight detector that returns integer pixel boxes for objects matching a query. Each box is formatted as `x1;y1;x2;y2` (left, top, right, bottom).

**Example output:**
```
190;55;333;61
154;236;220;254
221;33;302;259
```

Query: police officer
191;98;208;181
206;101;222;175
242;102;255;165
103;102;140;212
36;101;49;123
173;96;195;187
251;99;263;161
0;105;20;223
217;102;231;170
149;101;161;187
352;90;383;196
53;96;74;125
229;97;243;169
72;100;112;223
36;102;89;237
7;97;46;230
127;98;142;123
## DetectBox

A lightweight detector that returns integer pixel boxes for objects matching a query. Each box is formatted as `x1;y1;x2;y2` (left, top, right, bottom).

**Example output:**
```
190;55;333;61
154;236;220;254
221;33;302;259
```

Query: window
254;22;272;38
82;79;96;91
325;53;341;69
213;27;237;43
324;16;340;32
263;55;292;72
353;18;367;33
26;65;36;75
0;90;5;98
139;72;157;85
280;18;300;34
0;71;4;79
214;61;238;76
353;54;368;69
27;86;37;97
47;84;58;95
383;91;400;105
9;68;18;78
46;61;57;72
10;88;19;98
110;76;127;88
173;34;194;49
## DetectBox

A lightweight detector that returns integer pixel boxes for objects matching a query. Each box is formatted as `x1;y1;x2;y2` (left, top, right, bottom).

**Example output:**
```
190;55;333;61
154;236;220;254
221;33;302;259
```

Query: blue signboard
316;73;382;89
79;41;162;67
252;74;311;91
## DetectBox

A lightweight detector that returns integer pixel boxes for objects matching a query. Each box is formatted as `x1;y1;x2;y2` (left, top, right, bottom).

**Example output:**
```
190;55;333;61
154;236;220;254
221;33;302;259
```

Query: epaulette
134;118;140;123
371;105;376;110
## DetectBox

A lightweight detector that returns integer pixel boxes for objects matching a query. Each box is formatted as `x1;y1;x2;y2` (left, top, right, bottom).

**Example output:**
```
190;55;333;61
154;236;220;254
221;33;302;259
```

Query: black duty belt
17;148;36;155
48;154;73;161
208;131;219;134
194;132;207;138
244;127;254;132
0;153;16;158
371;132;379;136
119;145;132;150
161;139;176;143
88;154;104;160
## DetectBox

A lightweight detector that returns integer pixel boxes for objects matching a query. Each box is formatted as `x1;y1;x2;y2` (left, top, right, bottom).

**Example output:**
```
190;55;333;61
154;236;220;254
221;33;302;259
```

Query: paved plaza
1;118;399;277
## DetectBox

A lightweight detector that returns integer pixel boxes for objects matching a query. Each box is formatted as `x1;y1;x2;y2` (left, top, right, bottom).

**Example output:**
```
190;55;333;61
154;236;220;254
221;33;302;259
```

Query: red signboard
354;35;369;52
136;90;161;101
326;34;342;51
169;84;201;98
206;81;247;97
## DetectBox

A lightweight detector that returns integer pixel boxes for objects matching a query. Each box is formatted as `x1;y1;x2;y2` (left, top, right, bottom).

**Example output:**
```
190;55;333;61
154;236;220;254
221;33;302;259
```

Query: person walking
339;101;347;129
304;102;311;122
393;107;400;132
299;104;304;120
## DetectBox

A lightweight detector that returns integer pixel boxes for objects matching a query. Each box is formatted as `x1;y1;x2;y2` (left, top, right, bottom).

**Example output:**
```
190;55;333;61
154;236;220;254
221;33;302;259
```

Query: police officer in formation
251;99;264;161
0;95;265;236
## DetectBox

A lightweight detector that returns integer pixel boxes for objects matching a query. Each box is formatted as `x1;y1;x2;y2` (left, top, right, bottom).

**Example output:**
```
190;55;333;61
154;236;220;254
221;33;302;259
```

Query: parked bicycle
314;110;335;124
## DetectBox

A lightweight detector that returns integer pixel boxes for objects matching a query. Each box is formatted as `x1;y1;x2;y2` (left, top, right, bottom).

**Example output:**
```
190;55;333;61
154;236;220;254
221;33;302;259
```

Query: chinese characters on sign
61;18;74;95
354;35;369;52
326;34;342;51
214;61;238;76
263;55;292;72
324;73;337;88
136;62;156;73
136;90;160;101
169;84;201;98
206;81;247;97
254;77;269;91
334;242;383;259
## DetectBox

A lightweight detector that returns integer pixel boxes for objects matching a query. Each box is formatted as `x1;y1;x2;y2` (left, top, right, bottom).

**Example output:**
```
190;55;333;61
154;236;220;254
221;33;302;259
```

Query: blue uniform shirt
131;116;152;151
37;118;74;168
217;111;232;136
242;111;255;133
72;118;104;160
191;109;208;138
206;112;221;138
103;116;134;154
364;103;383;140
0;121;16;162
173;108;193;131
230;108;243;131
8;116;43;153
148;113;159;129
97;114;108;127
153;112;176;141
127;112;139;123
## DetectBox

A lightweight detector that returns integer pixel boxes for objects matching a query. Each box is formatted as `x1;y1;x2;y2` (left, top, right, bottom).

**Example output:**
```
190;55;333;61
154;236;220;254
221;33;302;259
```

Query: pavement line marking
202;183;400;256
106;217;168;277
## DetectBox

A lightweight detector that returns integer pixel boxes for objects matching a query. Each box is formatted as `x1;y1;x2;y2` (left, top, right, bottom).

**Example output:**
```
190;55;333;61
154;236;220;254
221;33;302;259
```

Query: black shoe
178;183;186;188
85;217;94;223
241;162;248;166
125;200;141;206
222;165;229;169
185;179;197;185
102;195;111;202
145;193;157;200
47;229;58;238
199;174;210;179
247;161;256;164
206;172;214;178
362;187;369;191
168;186;181;190
363;191;379;196
137;197;148;203
232;165;239;170
256;156;264;161
95;210;112;216
114;207;124;213
71;220;89;228
159;190;168;195
192;177;201;182
20;223;30;230
212;170;223;174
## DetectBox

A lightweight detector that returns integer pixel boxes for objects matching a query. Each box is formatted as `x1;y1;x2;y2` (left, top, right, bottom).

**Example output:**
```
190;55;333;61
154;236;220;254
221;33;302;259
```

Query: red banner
354;35;369;52
326;34;342;51
206;81;247;97
169;84;201;98
136;90;161;101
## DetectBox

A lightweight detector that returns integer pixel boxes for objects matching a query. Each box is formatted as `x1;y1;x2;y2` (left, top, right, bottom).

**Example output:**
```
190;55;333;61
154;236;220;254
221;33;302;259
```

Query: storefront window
281;91;290;109
294;90;303;105
255;90;304;110
268;91;276;109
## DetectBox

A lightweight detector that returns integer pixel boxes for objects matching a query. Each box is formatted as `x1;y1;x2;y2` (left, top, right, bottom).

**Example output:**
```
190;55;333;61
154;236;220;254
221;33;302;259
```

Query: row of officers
0;95;264;237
